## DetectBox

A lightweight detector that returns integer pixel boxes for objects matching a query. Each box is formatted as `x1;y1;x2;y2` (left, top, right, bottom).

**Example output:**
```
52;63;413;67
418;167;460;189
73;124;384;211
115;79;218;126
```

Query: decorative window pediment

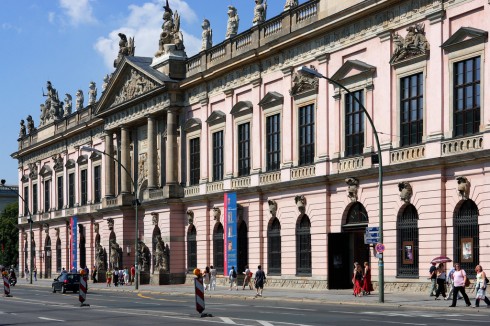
259;92;284;110
28;163;38;179
65;159;75;169
206;110;226;126
52;154;64;172
289;66;319;97
89;151;102;161
77;155;88;165
330;60;376;84
390;23;430;64
183;117;202;133
39;165;52;178
20;175;29;183
230;101;253;117
441;27;488;52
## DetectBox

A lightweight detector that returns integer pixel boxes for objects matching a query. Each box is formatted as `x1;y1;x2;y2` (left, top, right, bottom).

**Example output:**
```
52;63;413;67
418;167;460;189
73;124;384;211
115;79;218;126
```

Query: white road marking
258;321;275;326
260;305;316;312
361;318;426;326
39;317;65;322
220;317;237;324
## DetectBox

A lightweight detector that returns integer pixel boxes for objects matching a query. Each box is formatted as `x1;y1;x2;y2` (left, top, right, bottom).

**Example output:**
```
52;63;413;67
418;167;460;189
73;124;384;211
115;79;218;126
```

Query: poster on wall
402;241;414;265
461;237;473;263
223;192;237;276
70;216;78;271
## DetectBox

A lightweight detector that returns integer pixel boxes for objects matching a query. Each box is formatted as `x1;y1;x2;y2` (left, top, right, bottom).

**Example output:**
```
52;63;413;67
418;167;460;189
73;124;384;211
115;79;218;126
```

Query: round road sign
375;243;385;253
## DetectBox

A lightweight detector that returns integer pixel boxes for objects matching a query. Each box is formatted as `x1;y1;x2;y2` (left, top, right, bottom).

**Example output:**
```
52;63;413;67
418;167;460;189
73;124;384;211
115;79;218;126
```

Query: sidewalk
21;278;486;311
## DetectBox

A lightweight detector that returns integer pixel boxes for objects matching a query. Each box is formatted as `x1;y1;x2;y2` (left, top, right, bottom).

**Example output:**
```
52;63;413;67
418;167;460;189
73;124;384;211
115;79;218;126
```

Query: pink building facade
12;0;490;290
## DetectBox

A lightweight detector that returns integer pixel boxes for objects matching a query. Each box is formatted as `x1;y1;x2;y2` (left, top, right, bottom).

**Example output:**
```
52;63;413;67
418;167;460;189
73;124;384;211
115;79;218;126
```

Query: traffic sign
375;243;385;253
366;238;379;244
366;227;379;232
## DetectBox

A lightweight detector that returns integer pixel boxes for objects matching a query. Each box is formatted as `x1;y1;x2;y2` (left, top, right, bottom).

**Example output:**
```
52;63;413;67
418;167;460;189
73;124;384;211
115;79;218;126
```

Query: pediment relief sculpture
398;181;413;203
109;69;157;107
28;163;38;179
456;176;470;200
39;164;52;178
289;66;319;96
52;154;64;171
391;23;429;64
345;177;359;202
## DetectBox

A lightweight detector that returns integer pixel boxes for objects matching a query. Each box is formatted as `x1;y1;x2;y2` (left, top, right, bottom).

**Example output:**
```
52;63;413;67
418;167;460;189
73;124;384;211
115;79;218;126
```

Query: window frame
298;103;316;165
93;165;101;204
344;90;365;157
68;172;75;208
237;122;251;176
80;169;88;206
189;137;200;186
56;175;63;210
211;130;224;182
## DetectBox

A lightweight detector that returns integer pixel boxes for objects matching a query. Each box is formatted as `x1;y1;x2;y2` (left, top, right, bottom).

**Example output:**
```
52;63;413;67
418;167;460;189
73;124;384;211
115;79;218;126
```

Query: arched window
454;200;479;277
296;215;311;275
213;223;224;274
396;204;419;277
345;202;368;225
56;238;61;272
267;218;281;275
45;236;52;279
187;225;197;273
237;221;248;274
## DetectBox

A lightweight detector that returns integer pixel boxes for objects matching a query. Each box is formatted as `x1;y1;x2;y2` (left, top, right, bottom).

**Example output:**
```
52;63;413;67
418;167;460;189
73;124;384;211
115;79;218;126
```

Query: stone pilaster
104;131;115;197
120;126;131;194
164;108;183;198
147;116;157;189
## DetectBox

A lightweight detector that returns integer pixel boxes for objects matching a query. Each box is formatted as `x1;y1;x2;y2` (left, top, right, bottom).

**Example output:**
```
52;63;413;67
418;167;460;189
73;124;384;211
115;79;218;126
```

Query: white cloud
2;22;22;33
59;0;97;26
48;12;56;24
94;0;200;70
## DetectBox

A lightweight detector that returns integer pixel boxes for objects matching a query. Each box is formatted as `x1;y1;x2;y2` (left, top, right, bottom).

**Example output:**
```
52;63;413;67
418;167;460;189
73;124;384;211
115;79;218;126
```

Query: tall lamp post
1;179;34;284
80;147;140;290
298;66;384;303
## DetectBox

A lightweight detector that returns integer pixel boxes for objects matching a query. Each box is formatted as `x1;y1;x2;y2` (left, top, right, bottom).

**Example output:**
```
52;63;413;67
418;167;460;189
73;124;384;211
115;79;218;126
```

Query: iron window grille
187;226;197;273
296;215;312;276
44;237;51;279
454;57;480;137
212;131;224;181
57;176;63;210
213;223;224;274
298;104;315;165
267;218;281;275
81;169;88;206
266;114;281;171
400;73;424;146
44;180;50;211
237;222;248;274
238;123;251;176
345;90;365;157
396;204;419;278
346;202;368;224
79;235;86;269
56;238;61;273
68;173;75;208
454;200;479;277
32;184;38;214
189;137;200;185
94;166;101;204
23;186;29;216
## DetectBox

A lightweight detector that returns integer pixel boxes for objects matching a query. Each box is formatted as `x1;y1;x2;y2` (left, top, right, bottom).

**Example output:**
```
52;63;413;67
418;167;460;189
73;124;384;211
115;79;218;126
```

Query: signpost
365;226;380;245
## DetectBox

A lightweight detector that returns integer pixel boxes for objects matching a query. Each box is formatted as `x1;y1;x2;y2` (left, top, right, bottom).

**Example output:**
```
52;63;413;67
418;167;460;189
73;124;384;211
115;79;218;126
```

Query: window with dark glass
454;200;479;277
400;73;424;146
212;131;224;181
32;184;38;214
345;90;365;156
44;180;50;211
213;223;224;274
56;238;61;273
23;186;29;216
296;215;311;275
68;173;75;208
397;204;419;278
57;176;63;210
189;137;200;186
187;226;197;272
454;57;481;137
238;123;250;176
266;114;281;171
298;104;315;165
80;169;87;206
267;218;281;275
94;166;101;203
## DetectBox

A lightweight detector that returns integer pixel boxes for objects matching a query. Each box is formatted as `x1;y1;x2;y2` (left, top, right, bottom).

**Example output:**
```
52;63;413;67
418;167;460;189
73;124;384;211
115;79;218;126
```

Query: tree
0;202;18;268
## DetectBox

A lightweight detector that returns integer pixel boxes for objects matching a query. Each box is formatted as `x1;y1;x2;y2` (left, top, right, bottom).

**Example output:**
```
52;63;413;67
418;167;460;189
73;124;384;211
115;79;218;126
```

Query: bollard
193;268;210;317
2;271;12;297
78;269;90;307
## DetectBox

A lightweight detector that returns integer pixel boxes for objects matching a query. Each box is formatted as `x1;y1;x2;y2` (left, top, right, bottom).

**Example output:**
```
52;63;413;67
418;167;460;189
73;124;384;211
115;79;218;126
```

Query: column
104;131;115;197
251;79;262;173
281;67;293;167
120;126;131;194
147;116;157;189
165;109;178;185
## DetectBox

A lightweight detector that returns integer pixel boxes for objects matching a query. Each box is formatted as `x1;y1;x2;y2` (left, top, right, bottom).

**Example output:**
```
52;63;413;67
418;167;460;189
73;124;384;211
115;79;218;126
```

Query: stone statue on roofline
27;115;36;134
76;89;84;110
19;119;26;139
63;94;72;116
253;0;267;25
155;0;185;57
40;81;63;126
201;19;212;51
225;5;239;39
284;0;298;11
102;74;110;92
113;33;135;68
88;81;97;105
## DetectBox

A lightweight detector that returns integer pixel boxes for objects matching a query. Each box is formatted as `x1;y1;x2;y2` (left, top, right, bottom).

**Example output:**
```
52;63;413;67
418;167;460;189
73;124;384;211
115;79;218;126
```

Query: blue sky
0;0;303;185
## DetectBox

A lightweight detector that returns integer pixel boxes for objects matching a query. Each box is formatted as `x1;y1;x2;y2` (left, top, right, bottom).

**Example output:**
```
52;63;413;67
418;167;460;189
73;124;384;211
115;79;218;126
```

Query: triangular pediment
77;155;88;165
65;159;75;169
230;101;253;117
39;165;52;178
441;27;488;51
258;92;284;109
95;56;169;117
183;118;202;132
331;60;376;82
206;110;226;126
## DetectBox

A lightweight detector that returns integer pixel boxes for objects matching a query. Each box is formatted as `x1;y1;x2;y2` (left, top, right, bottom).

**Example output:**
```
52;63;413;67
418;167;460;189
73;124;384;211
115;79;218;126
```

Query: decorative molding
456;176;470;201
206;110;226;126
258;91;284;110
186;210;194;225
345;177;359;202
108;68;158;108
398;181;413;203
76;154;88;165
65;159;75;169
39;164;52;178
268;199;278;218
183;117;202;132
151;212;159;226
441;27;488;52
294;195;306;215
331;60;376;83
212;206;221;223
107;218;114;231
289;65;319;96
52;154;64;172
390;23;430;64
230;101;253;117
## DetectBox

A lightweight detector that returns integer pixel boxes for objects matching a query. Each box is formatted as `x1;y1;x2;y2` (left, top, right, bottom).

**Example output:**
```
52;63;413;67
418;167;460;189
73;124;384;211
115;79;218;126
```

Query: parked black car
52;273;80;293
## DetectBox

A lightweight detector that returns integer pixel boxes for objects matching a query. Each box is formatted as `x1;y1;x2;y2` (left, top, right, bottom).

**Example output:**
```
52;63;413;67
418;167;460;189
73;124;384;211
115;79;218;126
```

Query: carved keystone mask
187;210;194;225
456;176;470;200
345;177;359;203
294;195;306;215
268;199;278;217
212;207;221;222
398;181;413;203
151;213;159;226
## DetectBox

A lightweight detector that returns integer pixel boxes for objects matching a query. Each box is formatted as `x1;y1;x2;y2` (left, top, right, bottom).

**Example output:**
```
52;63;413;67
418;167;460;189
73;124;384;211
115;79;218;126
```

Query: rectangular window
400;73;424;146
345;91;365;156
68;173;75;208
44;180;50;211
266;114;281;171
237;122;250;176
32;184;38;214
57;176;63;210
212;131;224;181
454;57;481;137
189;138;200;186
299;104;315;165
94;166;101;204
80;169;87;205
23;186;29;216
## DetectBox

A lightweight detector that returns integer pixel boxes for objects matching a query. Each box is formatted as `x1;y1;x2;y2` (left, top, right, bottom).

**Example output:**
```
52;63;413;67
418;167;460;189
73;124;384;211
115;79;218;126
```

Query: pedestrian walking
130;265;135;286
429;262;437;296
24;267;29;281
445;265;463;300
203;266;210;291
242;265;253;290
362;262;373;295
113;269;119;287
124;267;129;285
434;263;446;300
352;264;363;297
92;265;97;283
210;265;217;290
229;266;238;290
33;266;37;281
254;265;266;297
106;270;112;287
473;265;490;308
448;263;471;307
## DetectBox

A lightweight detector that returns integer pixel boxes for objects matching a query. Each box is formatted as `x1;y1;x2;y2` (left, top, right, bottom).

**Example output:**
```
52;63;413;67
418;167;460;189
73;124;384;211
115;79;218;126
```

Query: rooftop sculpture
253;0;267;25
155;0;185;57
225;5;239;39
201;19;213;51
113;33;135;68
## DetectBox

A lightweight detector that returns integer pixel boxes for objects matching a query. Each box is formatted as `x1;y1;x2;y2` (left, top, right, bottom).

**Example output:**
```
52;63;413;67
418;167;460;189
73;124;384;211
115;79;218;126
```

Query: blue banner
224;193;237;275
71;216;78;271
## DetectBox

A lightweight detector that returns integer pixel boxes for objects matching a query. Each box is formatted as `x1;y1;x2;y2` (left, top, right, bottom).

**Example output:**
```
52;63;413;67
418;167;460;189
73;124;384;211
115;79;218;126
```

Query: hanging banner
223;192;237;276
70;216;78;271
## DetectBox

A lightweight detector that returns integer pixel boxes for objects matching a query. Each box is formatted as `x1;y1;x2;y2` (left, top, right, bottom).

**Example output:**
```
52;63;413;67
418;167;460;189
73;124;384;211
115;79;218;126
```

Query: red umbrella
431;256;452;264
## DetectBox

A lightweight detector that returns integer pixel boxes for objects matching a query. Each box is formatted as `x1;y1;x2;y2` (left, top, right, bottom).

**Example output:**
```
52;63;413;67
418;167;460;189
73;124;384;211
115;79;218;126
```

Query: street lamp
1;178;34;284
298;66;385;303
80;146;140;290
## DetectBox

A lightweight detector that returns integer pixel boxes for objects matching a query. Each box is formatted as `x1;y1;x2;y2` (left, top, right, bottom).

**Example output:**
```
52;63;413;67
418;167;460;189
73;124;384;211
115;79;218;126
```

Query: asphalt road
2;287;490;325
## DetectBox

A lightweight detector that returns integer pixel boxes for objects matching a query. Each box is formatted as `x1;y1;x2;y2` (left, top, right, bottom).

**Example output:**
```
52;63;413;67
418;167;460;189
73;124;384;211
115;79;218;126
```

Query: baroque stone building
12;0;490;290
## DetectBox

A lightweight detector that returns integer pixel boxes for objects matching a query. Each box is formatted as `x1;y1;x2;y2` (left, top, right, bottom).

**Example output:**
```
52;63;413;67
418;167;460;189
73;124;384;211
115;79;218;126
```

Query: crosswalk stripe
258;321;274;326
220;317;237;324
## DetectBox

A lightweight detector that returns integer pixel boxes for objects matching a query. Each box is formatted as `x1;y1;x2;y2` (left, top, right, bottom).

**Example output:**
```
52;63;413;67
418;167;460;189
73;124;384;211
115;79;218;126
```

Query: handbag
464;277;470;287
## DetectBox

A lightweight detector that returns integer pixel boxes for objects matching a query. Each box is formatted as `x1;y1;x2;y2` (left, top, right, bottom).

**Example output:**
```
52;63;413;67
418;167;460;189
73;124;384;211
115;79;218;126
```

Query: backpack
232;269;237;278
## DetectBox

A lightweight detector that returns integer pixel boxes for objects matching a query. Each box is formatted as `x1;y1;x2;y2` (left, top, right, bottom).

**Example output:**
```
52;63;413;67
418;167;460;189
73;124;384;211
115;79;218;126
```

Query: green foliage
0;202;19;268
